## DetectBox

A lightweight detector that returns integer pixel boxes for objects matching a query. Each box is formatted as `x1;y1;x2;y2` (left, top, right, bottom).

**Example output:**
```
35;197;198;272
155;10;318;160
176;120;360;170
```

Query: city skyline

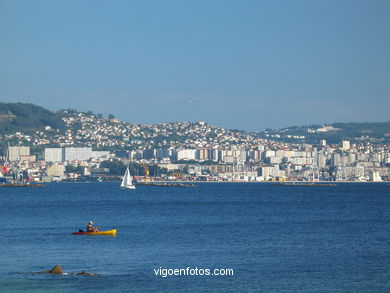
2;109;388;183
1;0;389;131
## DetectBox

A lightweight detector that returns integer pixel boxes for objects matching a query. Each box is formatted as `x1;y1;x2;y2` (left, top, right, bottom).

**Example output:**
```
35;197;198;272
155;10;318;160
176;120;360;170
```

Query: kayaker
87;221;100;232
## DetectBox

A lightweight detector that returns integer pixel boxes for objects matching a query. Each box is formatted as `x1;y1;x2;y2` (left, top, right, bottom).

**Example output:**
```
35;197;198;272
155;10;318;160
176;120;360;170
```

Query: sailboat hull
121;185;136;189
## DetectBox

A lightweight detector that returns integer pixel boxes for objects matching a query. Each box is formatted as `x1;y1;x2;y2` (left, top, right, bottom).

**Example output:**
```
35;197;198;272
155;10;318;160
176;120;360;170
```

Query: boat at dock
137;182;196;187
276;182;337;186
0;183;46;188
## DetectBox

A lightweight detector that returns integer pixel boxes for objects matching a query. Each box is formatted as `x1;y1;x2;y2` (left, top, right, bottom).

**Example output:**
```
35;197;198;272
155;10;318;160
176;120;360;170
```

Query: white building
264;150;276;158
270;156;283;164
8;146;30;162
197;149;209;161
45;148;65;162
47;164;66;178
317;153;327;168
208;149;219;162
258;165;285;178
342;140;351;150
177;149;197;161
65;147;93;161
369;171;382;182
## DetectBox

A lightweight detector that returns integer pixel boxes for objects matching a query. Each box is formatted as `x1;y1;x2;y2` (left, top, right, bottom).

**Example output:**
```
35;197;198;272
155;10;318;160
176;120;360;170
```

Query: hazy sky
0;0;389;130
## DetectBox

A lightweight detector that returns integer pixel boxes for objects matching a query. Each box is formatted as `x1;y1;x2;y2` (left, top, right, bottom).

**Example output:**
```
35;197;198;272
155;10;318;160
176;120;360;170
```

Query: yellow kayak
72;229;117;236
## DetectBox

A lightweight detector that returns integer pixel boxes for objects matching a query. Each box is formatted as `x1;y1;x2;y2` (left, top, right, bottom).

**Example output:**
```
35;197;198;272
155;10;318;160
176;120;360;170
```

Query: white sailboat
121;167;136;189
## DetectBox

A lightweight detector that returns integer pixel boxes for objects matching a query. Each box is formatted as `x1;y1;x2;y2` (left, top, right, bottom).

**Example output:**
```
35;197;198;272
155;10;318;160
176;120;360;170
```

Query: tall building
156;149;171;160
342;140;351;150
64;147;93;161
208;149;219;162
317;153;327;168
369;171;382;182
8;146;30;162
348;153;356;164
143;149;157;160
197;149;209;161
258;165;285;178
332;153;341;167
177;149;197;161
45;148;65;162
248;150;262;162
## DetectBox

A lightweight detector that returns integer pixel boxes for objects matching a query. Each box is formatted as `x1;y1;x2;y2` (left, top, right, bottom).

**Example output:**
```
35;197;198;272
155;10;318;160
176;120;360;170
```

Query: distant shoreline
50;180;389;184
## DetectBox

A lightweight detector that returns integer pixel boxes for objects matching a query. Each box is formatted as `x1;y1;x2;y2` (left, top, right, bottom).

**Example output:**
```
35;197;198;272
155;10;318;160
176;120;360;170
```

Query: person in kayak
87;221;100;232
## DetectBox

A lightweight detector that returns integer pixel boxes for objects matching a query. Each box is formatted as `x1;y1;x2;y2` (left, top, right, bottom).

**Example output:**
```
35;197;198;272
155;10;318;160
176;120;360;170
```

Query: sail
121;167;134;188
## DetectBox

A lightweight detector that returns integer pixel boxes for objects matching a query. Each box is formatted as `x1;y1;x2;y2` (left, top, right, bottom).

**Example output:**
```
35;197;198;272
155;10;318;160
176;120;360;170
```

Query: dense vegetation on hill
0;102;65;134
254;121;390;144
0;102;389;147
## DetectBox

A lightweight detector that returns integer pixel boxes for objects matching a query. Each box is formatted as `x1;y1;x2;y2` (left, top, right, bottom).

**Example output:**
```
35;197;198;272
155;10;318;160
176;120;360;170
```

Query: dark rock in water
43;265;64;274
76;270;101;276
38;265;101;276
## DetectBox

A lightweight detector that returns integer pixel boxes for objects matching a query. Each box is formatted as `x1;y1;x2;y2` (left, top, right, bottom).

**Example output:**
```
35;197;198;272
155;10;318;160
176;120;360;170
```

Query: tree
100;159;126;175
148;164;164;177
65;164;84;174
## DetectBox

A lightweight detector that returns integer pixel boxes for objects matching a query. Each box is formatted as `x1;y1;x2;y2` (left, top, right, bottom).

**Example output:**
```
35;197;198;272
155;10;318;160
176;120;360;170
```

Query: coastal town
1;110;389;183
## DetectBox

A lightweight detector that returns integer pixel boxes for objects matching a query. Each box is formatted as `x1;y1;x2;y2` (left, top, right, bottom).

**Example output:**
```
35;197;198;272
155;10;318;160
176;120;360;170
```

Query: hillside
0;102;65;134
253;121;390;144
1;102;389;148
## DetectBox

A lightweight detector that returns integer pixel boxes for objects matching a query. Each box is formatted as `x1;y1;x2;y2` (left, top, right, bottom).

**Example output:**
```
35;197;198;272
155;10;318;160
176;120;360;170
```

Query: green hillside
0;102;65;134
255;121;390;144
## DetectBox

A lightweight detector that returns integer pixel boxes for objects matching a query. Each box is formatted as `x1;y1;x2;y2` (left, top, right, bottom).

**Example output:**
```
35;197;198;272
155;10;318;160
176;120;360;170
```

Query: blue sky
0;0;389;130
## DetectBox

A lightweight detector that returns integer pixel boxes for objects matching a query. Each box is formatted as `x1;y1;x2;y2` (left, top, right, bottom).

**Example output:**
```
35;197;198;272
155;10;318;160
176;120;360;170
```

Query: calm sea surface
0;182;389;292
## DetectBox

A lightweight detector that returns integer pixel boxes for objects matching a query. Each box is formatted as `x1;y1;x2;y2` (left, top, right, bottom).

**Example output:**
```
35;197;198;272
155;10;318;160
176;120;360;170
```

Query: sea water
0;182;389;292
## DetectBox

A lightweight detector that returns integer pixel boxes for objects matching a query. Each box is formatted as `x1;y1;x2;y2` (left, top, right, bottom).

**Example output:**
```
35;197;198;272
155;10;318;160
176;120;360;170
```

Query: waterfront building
258;165;285;179
369;171;382;182
8;146;30;162
47;164;66;178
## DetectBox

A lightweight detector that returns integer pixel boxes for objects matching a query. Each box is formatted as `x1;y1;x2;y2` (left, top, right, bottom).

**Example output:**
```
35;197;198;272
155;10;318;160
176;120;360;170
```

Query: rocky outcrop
43;265;64;274
39;265;101;276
